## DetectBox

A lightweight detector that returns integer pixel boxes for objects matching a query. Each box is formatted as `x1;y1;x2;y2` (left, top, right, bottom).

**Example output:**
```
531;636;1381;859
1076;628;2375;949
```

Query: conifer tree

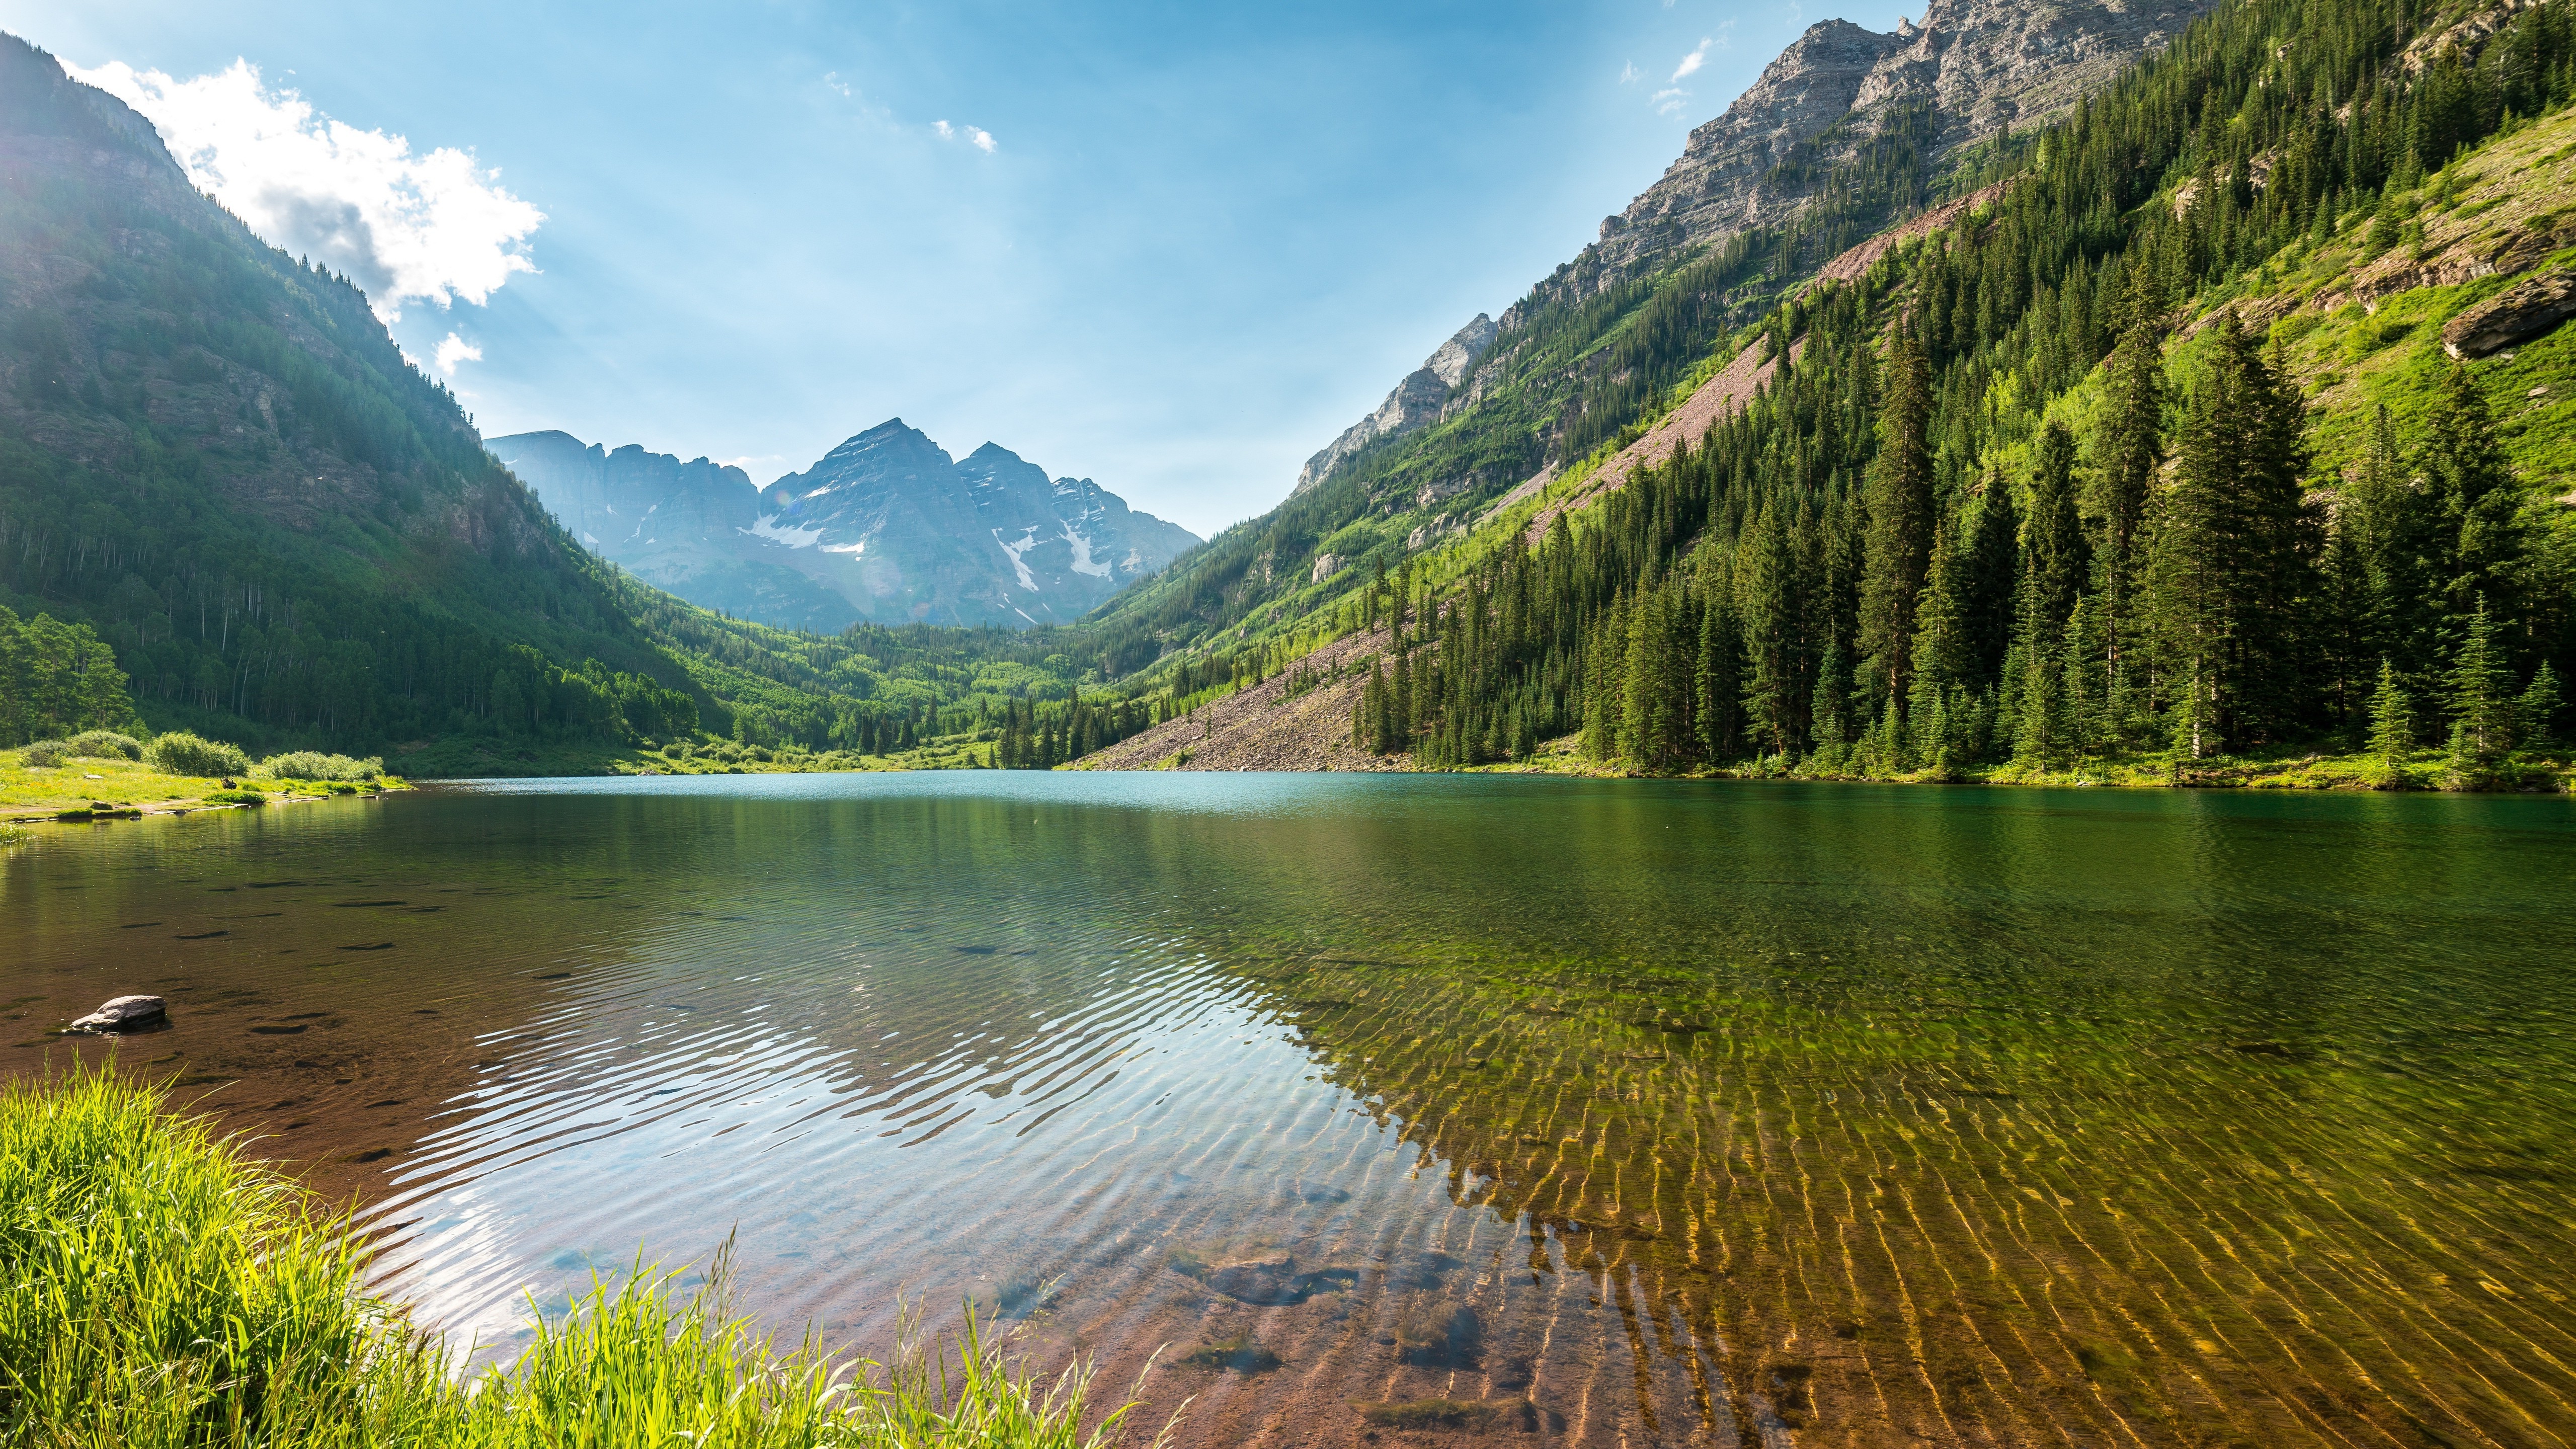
2011;628;2063;770
1858;320;1936;710
1963;474;2020;684
2446;596;2512;763
2146;312;2315;755
2025;419;2091;633
2422;365;2524;635
1738;504;1799;757
1695;570;1742;763
1908;517;1970;768
2368;657;2414;785
2089;317;2165;736
2520;662;2562;744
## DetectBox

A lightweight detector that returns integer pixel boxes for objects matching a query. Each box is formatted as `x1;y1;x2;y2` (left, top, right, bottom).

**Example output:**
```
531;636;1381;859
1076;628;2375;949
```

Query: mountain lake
6;773;2572;1448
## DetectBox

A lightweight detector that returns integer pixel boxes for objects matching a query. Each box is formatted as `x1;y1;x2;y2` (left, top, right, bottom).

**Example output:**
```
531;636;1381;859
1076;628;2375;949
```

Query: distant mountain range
490;422;1198;631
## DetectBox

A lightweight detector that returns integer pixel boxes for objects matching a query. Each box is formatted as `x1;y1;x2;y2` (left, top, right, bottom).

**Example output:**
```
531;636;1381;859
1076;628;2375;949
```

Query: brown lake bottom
5;773;2572;1448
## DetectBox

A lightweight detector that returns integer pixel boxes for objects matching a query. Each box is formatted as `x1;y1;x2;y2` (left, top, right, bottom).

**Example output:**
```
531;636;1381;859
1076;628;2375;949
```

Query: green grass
0;1070;1182;1447
0;752;237;818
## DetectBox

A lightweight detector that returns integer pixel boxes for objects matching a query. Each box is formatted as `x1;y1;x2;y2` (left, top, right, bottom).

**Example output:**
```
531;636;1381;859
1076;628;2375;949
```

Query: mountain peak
1571;0;2216;294
508;423;1196;629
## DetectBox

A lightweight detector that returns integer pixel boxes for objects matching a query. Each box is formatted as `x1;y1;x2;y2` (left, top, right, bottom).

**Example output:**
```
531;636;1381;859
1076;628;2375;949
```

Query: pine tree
2146;342;2238;759
1695;571;1742;763
1857;319;1936;711
2013;634;2063;769
1738;505;1798;757
2422;364;2524;636
2089;318;2164;740
1963;473;2020;685
2145;311;2316;755
1908;517;1970;769
2446;596;2512;763
2025;419;2091;632
2349;405;2442;683
2368;657;2414;786
2520;662;2562;744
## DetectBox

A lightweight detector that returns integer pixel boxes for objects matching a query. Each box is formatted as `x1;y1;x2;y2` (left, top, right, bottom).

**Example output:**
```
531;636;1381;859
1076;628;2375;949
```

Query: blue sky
10;0;1907;536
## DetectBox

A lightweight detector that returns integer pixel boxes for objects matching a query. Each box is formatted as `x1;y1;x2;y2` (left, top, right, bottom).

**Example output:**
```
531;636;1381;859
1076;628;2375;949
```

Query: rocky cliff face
499;422;1199;630
1580;0;2216;290
1291;313;1497;497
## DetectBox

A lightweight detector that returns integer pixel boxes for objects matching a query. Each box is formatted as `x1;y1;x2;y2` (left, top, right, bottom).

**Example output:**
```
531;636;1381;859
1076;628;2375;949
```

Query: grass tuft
0;1068;1183;1446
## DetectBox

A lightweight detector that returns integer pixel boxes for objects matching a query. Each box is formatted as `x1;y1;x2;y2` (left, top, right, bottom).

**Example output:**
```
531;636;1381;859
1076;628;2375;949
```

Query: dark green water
6;774;2572;1448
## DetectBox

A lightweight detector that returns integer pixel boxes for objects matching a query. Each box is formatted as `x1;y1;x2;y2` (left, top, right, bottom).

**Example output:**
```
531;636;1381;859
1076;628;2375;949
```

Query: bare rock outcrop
1293;315;1497;497
2443;270;2576;358
1568;0;2218;299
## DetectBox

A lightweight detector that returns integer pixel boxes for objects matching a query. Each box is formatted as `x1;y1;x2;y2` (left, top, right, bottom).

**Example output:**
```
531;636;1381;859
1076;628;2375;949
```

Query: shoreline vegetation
15;735;2560;829
0;1069;1180;1448
2;734;409;826
1476;735;2576;791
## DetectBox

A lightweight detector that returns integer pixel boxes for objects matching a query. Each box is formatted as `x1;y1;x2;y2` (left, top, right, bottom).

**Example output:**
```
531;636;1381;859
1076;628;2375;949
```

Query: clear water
6;774;2573;1448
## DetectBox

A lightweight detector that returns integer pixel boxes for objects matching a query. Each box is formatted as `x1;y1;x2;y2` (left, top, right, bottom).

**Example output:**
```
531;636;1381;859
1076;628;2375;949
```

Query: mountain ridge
493;420;1198;632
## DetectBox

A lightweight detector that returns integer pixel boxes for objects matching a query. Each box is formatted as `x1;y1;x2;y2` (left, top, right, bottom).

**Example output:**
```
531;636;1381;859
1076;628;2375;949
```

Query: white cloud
932;118;997;152
1653;88;1688;117
1671;38;1712;82
69;58;541;322
824;71;852;98
1619;60;1641;85
433;332;481;374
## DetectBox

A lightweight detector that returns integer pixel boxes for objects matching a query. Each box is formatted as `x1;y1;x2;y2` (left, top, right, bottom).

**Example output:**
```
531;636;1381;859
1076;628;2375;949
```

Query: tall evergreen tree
2422;365;2525;640
2446;596;2512;763
2368;658;2414;786
1857;320;1936;712
2026;419;2092;633
2089;318;2166;737
2146;312;2316;755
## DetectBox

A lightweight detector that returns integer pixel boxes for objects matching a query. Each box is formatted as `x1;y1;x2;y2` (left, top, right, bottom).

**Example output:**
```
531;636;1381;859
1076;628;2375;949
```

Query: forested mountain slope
1078;0;2576;788
1081;0;2224;676
0;36;1117;771
0;35;718;757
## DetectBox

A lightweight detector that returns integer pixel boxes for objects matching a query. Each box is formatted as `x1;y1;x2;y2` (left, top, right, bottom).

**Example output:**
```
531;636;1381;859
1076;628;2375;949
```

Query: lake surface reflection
7;773;2574;1447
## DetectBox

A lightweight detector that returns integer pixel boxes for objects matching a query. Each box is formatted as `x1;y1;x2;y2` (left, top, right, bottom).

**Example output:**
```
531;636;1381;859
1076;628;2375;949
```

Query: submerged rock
1205;1255;1303;1305
69;995;166;1033
2444;270;2576;358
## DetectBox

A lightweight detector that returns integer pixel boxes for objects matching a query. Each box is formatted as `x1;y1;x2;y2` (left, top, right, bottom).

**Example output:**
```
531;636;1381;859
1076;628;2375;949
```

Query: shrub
256;750;384;782
19;740;66;768
146;731;251;778
65;731;142;760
